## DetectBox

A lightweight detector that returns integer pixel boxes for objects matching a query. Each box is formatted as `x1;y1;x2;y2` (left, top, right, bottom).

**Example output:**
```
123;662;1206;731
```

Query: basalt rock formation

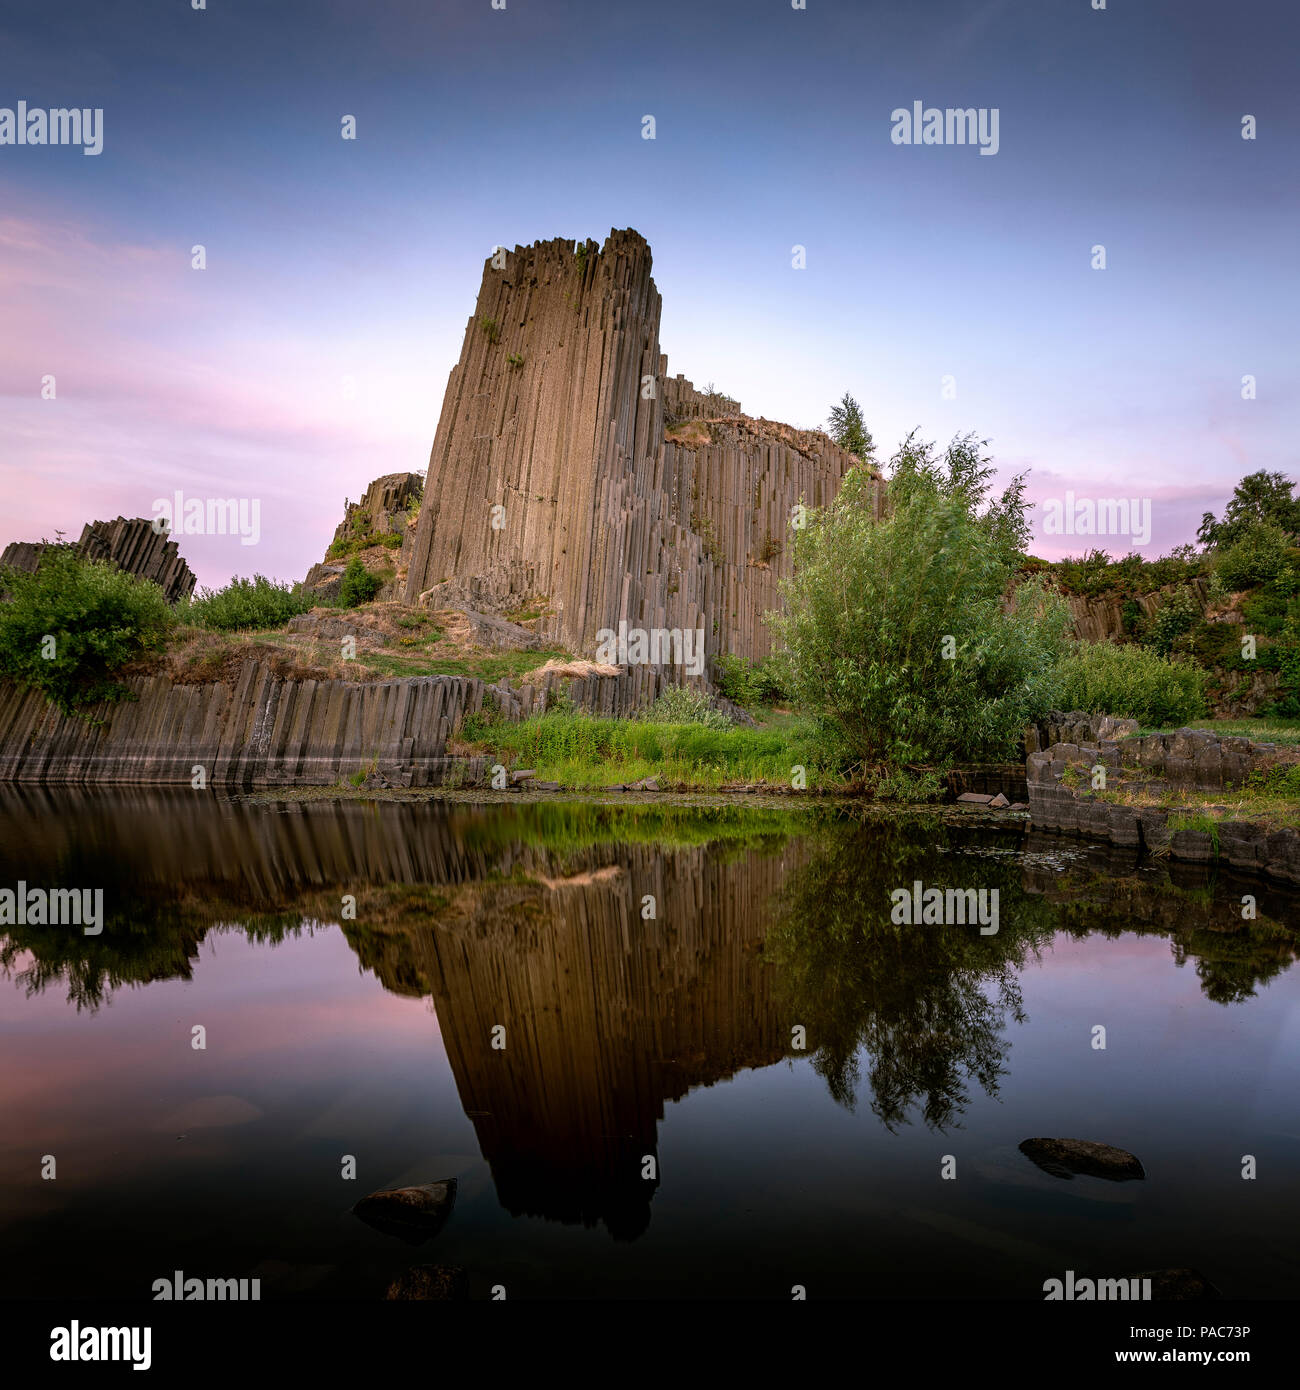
1;517;196;604
404;229;879;701
302;471;423;602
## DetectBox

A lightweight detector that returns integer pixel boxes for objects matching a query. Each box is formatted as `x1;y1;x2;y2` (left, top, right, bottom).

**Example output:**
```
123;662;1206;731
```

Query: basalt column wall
404;229;876;681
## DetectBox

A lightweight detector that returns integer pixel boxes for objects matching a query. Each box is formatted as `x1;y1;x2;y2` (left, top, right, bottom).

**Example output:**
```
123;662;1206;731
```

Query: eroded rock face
352;1179;457;1244
402;229;879;704
435;608;548;652
1019;1138;1146;1181
1;517;196;605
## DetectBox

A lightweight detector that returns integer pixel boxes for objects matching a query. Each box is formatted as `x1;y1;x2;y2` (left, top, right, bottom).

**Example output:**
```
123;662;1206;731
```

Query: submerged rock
1019;1137;1145;1181
353;1179;457;1244
385;1264;469;1300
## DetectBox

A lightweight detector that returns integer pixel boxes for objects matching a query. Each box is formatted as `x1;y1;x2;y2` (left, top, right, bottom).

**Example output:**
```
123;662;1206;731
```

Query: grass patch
1138;716;1300;745
455;710;841;790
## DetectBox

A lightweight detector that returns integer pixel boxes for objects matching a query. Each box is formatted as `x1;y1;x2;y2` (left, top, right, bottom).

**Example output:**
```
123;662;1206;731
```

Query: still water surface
1;790;1297;1299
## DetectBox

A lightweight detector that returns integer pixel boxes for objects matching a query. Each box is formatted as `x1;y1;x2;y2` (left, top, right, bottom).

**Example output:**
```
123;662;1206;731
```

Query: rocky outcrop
0;652;682;784
1027;723;1300;883
2;517;196;604
0;661;498;787
403;230;879;703
302;472;423;601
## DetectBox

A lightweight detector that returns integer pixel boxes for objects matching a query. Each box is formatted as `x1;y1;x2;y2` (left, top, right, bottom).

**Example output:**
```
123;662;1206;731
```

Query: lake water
2;789;1298;1301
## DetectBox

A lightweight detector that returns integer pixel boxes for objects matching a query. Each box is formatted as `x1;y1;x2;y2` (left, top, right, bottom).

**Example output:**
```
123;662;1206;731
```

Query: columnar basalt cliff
404;229;878;697
1;517;196;604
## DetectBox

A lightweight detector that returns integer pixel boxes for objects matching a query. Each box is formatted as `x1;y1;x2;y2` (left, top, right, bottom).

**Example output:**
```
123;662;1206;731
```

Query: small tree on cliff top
769;435;1068;774
827;393;876;464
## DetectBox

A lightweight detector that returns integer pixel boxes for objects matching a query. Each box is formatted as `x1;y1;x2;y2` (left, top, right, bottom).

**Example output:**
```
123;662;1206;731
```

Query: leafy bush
769;457;1071;769
183;574;310;631
0;545;173;716
1143;586;1199;656
339;557;383;608
1054;641;1207;726
637;685;733;729
713;653;788;708
1214;523;1291;590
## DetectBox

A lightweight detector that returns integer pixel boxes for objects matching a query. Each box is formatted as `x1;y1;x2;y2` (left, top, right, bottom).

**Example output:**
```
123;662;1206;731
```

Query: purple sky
2;0;1297;588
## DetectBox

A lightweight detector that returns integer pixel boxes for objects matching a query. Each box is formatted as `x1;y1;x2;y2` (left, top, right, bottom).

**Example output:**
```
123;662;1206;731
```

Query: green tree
0;544;173;716
340;556;383;607
1198;470;1300;549
826;393;876;463
769;446;1070;775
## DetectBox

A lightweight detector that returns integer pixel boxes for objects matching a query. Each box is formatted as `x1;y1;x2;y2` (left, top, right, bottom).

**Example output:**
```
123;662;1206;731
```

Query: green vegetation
0;544;173;716
637;685;733;729
713;653;788;708
1198;469;1300;550
339;557;384;608
770;432;1069;776
480;316;500;343
1137;716;1300;745
457;709;838;790
1055;640;1207;726
826;392;876;464
184;574;311;631
1047;546;1207;599
358;646;568;684
506;352;525;368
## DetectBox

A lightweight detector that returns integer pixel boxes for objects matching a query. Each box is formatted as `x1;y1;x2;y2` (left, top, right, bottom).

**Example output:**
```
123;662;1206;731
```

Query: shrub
1143;586;1199;656
1215;523;1291;590
1054;640;1207;726
0;545;174;716
714;653;788;707
637;685;733;729
183;574;310;631
769;460;1071;769
339;557;383;608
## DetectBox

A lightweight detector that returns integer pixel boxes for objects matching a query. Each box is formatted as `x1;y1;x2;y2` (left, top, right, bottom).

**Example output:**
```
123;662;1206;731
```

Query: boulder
1019;1137;1145;1181
352;1179;457;1244
436;608;548;652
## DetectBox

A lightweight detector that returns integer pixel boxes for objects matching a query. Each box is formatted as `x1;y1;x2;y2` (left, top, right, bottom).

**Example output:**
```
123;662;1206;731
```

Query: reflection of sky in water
1;794;1297;1300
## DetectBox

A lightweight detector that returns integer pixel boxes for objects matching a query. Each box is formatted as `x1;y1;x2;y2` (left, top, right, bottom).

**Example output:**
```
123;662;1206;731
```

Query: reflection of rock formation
391;844;794;1239
0;789;796;1236
3;792;1296;1231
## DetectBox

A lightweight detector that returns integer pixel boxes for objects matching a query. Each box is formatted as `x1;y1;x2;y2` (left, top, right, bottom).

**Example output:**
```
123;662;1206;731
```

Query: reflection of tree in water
764;819;1057;1130
0;900;307;1012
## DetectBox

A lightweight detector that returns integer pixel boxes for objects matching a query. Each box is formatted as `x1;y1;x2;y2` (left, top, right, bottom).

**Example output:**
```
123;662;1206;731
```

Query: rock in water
353;1179;458;1244
385;1264;469;1300
1019;1137;1145;1181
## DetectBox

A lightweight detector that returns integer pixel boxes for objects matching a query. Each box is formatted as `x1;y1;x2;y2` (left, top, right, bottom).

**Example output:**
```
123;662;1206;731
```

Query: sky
1;0;1297;587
